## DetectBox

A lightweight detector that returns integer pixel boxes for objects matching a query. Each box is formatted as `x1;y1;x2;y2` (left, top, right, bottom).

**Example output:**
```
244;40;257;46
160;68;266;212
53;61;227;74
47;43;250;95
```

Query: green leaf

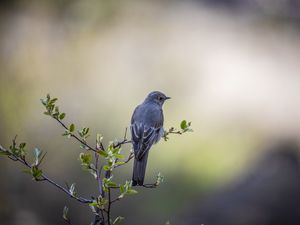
114;154;124;159
120;185;125;193
31;166;43;180
112;147;120;154
180;120;187;130
69;124;75;132
89;201;98;207
59;113;66;120
106;180;118;188
48;98;58;105
19;143;26;149
126;189;138;195
98;150;108;157
96;196;108;209
0;151;11;156
107;143;114;151
83;127;89;135
103;165;111;171
113;216;125;224
79;153;92;165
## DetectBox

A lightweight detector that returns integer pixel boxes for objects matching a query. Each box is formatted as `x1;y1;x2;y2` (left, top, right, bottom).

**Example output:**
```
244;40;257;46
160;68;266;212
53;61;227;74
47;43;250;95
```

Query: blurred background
1;0;300;224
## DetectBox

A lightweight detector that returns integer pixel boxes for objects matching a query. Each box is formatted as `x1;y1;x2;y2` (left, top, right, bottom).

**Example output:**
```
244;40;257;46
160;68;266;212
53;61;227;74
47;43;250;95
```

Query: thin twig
37;151;47;167
64;220;72;225
63;217;72;225
123;127;128;140
56;116;130;157
54;118;97;152
94;151;104;197
91;213;101;225
114;152;134;168
110;197;121;204
107;188;112;225
94;138;107;224
94;150;105;224
100;210;105;225
2;146;93;204
8;155;18;161
113;140;131;149
167;131;183;135
113;127;131;149
142;183;158;188
162;130;183;140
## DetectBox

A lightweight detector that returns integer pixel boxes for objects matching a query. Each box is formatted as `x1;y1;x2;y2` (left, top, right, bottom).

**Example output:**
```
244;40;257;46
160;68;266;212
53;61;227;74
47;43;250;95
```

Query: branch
64;219;72;225
113;127;131;149
107;188;112;225
1;95;193;225
114;151;134;168
110;196;121;204
162;121;193;141
112;128;134;169
142;172;164;189
142;183;158;188
1;145;93;204
91;213;101;225
94;150;104;197
54;118;97;153
94;150;106;224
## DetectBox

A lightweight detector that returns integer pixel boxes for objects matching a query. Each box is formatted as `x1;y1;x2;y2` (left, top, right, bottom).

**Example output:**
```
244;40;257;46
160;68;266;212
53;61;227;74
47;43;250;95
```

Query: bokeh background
1;0;300;225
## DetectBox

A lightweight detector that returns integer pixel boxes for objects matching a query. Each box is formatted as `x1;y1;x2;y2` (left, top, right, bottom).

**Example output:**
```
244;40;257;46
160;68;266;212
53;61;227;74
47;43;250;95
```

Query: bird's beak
165;96;171;100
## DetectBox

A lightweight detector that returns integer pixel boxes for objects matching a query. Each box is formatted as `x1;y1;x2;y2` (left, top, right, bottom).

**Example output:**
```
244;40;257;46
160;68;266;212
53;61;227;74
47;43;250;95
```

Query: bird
130;91;170;186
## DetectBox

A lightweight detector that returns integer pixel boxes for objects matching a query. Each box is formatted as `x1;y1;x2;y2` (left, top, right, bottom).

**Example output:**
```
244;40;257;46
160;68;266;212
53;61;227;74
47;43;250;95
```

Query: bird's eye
158;96;164;101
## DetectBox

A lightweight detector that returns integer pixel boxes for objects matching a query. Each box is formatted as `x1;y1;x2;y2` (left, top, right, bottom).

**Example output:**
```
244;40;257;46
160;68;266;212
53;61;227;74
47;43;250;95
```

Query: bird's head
144;91;171;106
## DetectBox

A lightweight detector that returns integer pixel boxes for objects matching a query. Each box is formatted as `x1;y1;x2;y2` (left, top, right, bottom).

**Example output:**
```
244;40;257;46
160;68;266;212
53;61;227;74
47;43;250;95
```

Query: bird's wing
130;103;164;160
131;122;162;160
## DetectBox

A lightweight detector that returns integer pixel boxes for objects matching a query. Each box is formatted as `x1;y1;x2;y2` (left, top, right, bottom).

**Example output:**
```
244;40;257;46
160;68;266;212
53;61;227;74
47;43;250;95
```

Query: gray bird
130;91;170;186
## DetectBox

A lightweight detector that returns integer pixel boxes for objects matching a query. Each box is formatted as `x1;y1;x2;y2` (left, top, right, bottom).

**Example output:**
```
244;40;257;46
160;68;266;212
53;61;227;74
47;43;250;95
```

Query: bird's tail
132;151;149;186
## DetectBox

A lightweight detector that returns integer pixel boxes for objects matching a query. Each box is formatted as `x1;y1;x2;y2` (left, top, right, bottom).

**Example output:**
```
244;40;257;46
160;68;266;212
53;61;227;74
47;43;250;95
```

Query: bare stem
54;118;97;152
167;130;183;135
2;146;93;204
113;127;131;149
91;213;101;225
114;152;134;168
94;151;104;197
110;197;121;204
64;219;72;225
94;149;105;224
142;183;158;188
107;188;112;225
